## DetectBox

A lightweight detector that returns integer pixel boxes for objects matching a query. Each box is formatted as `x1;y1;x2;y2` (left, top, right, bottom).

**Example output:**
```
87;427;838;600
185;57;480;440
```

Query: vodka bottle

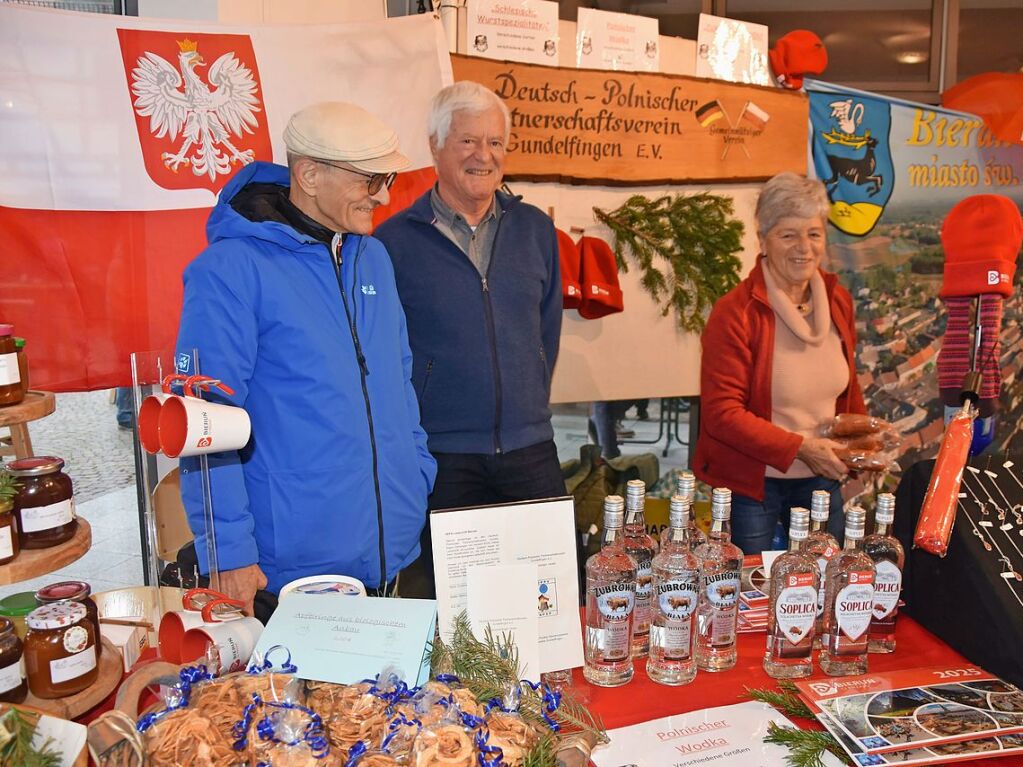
694;488;743;672
804;489;840;644
662;470;707;551
820;507;876;676
623;479;658;658
864;493;904;653
584;496;637;687
647;495;700;686
763;508;819;679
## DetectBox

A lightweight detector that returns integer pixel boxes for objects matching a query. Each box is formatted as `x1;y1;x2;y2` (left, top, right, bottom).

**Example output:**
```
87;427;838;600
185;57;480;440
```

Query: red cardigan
693;259;867;501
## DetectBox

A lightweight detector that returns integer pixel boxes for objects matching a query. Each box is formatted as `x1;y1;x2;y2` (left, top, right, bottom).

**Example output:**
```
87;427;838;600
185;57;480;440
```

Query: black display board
894;457;1023;686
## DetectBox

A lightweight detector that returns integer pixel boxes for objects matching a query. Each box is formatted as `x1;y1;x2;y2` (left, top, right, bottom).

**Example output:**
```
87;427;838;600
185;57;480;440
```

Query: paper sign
592;701;845;767
431;497;584;674
695;14;771;85
467;563;540;679
761;549;784;576
28;712;87;767
252;594;436;686
466;0;560;66
576;7;659;72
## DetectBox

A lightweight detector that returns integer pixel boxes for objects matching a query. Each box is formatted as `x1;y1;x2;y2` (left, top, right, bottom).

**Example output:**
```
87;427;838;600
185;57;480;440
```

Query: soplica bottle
820;507;876;676
864;493;904;653
647;494;700;686
663;470;707;551
583;496;637;687
623;479;658;658
694;488;742;672
803;489;840;645
764;508;818;679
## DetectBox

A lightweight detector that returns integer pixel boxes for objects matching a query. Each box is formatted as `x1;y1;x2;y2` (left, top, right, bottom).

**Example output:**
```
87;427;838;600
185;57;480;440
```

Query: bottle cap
675;470;695;499
625;479;645;498
603;495;625;528
711;487;731;520
668;494;691;528
845;507;866;540
875;493;896;524
789;507;810;541
810;489;831;521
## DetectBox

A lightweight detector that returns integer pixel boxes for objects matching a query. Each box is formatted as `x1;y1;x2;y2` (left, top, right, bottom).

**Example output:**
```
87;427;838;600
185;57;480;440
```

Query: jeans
730;476;845;555
115;386;134;428
399;439;566;598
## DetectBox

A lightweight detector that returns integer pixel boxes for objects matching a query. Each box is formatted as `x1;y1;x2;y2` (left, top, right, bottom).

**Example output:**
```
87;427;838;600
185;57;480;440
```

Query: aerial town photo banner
451;54;808;185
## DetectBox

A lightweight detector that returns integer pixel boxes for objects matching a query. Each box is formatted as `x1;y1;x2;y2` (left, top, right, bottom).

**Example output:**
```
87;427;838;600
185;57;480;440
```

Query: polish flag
0;5;451;390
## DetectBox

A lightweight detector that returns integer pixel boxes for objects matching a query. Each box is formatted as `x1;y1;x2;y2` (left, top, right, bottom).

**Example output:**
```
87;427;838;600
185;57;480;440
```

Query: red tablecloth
571;615;1023;766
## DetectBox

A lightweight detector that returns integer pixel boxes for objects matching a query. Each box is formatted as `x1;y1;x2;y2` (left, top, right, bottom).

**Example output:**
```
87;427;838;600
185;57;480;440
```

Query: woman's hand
796;436;849;481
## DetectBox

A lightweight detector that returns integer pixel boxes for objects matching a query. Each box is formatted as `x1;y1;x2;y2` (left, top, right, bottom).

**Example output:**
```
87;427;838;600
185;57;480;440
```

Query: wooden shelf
0;518;91;585
22;637;121;720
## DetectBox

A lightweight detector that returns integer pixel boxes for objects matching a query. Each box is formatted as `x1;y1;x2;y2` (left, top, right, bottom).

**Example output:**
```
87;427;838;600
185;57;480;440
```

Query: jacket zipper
482;217;505;455
330;234;387;591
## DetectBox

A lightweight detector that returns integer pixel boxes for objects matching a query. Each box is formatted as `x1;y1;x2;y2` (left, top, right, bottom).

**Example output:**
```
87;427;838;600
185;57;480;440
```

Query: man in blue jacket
375;82;565;598
175;102;436;615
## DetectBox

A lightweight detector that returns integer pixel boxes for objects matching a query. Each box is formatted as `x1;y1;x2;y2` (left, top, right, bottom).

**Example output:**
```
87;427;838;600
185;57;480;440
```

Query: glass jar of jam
25;602;97;699
0;325;23;407
35;581;101;659
0;617;26;704
0;497;18;566
0;592;36;641
5;457;77;549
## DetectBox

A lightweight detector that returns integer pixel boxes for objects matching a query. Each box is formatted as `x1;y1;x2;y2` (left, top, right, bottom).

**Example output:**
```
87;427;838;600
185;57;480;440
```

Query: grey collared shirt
430;186;501;277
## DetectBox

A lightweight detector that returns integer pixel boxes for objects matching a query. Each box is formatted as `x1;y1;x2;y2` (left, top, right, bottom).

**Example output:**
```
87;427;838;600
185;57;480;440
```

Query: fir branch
520;732;558;767
746;683;816;720
0;471;19;505
0;708;63;767
593;192;744;332
764;722;850;767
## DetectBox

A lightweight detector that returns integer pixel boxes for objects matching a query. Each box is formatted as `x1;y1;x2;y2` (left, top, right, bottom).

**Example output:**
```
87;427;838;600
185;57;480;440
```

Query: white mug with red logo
180;617;264;674
157;376;251;458
158;609;211;663
137;374;188;454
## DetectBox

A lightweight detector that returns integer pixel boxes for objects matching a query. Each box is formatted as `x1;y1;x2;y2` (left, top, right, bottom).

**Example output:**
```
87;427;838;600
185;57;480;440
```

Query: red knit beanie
940;194;1023;298
578;236;624;319
769;30;828;90
557;228;582;309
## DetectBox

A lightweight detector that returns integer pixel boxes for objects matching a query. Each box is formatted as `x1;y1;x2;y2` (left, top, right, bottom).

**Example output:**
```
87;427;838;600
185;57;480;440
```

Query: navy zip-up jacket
175;162;436;592
375;189;562;454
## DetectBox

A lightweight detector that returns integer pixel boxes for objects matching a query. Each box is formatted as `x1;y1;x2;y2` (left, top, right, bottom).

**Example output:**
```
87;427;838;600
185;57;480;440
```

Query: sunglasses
314;160;397;195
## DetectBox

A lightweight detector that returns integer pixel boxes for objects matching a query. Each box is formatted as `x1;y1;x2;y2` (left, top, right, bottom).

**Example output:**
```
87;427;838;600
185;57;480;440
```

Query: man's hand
796;437;849;482
217;564;267;617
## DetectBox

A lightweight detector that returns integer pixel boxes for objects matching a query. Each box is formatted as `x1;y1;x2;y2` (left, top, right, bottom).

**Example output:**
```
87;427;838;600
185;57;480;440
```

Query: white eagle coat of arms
130;38;262;182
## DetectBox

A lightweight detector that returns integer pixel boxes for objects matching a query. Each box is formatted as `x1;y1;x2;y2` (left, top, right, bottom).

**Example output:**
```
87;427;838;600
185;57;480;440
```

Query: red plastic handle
183;375;236;399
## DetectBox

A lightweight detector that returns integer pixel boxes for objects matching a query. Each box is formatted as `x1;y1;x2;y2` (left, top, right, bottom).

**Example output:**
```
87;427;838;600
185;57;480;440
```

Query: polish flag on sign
0;5;451;391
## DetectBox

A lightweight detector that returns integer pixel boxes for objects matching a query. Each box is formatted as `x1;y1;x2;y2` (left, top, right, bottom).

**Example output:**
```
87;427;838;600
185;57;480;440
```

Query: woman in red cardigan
693;173;866;553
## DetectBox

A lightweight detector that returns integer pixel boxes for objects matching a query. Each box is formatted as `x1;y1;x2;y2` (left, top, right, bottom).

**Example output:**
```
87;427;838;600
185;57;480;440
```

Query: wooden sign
451;53;808;185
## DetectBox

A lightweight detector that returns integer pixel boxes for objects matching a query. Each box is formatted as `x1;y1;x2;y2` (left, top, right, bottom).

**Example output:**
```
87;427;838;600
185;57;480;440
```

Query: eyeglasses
314;160;397;195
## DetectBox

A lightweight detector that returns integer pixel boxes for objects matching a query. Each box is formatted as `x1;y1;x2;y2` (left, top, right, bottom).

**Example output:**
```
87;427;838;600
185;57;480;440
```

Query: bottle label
655;579;697;658
0;353;19;387
593;584;635;661
872;560;902;619
0;659;23;694
63;625;89;654
0;526;12;559
836;572;875;641
50;645;96;685
704;571;740;608
775;572;818;644
20;498;74;533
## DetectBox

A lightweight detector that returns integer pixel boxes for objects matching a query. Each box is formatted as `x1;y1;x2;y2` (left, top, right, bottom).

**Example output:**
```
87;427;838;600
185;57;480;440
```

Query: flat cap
283;101;410;173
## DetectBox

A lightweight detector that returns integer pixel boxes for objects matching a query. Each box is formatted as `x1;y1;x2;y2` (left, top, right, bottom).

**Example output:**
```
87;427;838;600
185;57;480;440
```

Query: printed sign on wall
466;0;560;66
576;7;659;73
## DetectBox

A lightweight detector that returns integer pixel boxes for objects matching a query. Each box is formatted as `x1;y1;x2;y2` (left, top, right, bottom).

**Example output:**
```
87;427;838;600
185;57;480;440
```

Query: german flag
696;100;724;127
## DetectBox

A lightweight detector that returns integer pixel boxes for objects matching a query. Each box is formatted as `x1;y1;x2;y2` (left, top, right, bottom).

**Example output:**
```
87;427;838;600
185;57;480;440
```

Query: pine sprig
431;611;608;762
593;192;744;332
746;682;816;720
764;722;850;767
0;471;19;506
0;707;63;767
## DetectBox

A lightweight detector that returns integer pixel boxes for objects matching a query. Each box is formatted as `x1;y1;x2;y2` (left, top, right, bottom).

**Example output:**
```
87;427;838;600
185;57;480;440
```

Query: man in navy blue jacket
175;103;436;616
375;82;565;598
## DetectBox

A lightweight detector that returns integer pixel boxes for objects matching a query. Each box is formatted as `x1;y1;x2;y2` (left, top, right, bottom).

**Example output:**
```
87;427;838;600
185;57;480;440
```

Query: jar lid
13;338;24;349
27;602;86;630
36;581;91;604
5;456;65;477
0;324;12;337
0;592;37;617
0;618;13;638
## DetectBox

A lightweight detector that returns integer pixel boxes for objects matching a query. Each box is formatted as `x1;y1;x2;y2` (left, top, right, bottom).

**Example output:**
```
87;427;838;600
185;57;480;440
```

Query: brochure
795;666;1023;754
591;701;844;767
